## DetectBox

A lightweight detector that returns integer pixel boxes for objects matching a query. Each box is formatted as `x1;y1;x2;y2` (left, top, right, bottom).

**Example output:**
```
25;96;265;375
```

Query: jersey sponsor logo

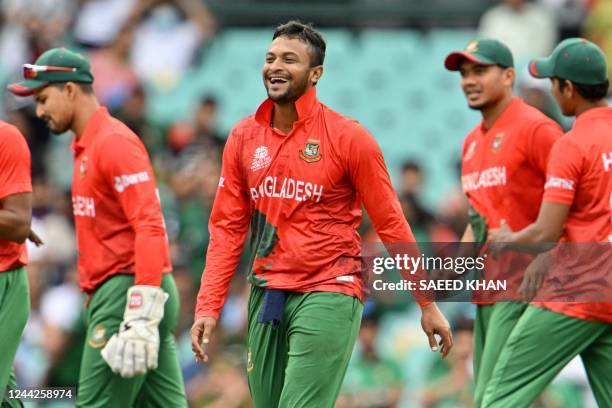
336;275;355;282
251;146;272;171
250;176;324;202
218;176;225;188
492;132;504;152
79;156;88;178
299;139;322;163
602;152;612;172
462;166;507;192
545;176;574;191
464;141;476;161
114;171;150;193
72;195;96;217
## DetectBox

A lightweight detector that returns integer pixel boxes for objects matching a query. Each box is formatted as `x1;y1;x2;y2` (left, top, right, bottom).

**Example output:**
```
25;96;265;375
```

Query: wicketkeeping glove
101;285;169;378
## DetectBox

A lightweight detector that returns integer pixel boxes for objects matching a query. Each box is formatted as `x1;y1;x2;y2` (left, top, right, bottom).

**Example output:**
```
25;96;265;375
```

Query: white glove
101;285;168;378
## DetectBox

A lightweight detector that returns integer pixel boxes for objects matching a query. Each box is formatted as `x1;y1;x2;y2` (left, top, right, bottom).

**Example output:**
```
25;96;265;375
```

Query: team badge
492;132;504;152
299;139;322;163
79;156;88;178
88;324;107;348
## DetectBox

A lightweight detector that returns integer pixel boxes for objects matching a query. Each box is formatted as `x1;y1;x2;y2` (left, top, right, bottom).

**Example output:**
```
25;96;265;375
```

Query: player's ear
563;80;575;99
310;65;323;86
503;67;516;87
64;82;78;101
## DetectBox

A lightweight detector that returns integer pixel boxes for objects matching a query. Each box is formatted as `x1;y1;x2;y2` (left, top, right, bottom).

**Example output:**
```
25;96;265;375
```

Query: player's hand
420;302;453;358
518;254;549;301
488;219;513;254
191;316;217;363
27;229;43;246
101;285;168;378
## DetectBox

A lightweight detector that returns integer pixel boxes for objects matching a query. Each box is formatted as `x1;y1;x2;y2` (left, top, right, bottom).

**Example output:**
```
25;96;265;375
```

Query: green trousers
482;305;612;407
247;287;363;408
0;267;29;408
77;274;186;407
473;302;526;407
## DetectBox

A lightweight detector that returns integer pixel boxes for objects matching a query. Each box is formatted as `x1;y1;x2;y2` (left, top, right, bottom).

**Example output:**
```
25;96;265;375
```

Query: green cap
529;38;608;85
444;38;514;71
8;48;94;96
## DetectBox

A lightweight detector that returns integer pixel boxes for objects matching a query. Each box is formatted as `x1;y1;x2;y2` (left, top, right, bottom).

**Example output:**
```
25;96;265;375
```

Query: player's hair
50;82;94;94
273;20;326;67
555;77;610;102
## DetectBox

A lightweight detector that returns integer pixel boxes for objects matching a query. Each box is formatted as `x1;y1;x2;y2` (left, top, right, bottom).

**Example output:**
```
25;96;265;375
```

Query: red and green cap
444;38;514;71
8;48;94;96
529;38;608;85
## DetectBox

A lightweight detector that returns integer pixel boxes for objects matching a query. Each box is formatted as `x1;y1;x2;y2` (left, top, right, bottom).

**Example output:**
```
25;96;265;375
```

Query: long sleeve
99;134;168;287
195;129;251;320
345;122;432;304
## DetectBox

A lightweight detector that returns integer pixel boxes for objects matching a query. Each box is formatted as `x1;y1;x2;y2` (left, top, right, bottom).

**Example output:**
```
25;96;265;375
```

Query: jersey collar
71;106;109;154
255;86;319;128
574;106;612;125
480;97;522;133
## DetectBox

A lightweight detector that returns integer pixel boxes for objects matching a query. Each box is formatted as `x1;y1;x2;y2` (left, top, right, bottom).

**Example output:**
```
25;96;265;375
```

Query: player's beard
43;115;71;134
265;74;310;104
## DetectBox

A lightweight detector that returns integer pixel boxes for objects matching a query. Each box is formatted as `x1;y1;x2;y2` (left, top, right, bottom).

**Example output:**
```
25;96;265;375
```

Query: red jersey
461;98;562;298
534;107;612;322
0;121;31;271
195;88;420;320
71;107;171;293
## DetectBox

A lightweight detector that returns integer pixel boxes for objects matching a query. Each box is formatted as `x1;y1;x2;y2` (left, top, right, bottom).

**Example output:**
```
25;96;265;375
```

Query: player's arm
98;134;170;378
344;122;453;358
0;126;32;243
490;136;576;252
192;129;251;362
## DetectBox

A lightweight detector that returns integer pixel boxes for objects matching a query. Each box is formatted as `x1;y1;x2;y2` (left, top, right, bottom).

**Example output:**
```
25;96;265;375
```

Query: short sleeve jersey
534;107;612;323
461;98;562;297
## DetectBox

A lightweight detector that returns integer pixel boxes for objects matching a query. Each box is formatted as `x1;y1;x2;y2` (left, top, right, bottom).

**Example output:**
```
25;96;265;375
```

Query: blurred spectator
73;0;138;47
89;25;140;110
517;67;574;130
338;314;404;408
40;268;85;388
419;318;474;408
478;0;557;63
130;0;216;89
0;0;76;75
540;0;588;38
113;83;165;156
400;160;425;196
583;0;612;80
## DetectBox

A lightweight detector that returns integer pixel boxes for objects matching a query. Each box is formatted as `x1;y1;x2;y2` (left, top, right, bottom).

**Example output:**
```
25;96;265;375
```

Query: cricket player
485;38;612;407
9;48;187;407
0;121;32;407
191;21;453;408
444;38;563;407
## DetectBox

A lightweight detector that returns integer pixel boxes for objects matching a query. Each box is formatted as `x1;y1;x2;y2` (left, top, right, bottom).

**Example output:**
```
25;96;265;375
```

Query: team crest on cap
492;133;505;152
299;139;322;163
465;41;479;54
79;156;88;178
88;324;107;348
